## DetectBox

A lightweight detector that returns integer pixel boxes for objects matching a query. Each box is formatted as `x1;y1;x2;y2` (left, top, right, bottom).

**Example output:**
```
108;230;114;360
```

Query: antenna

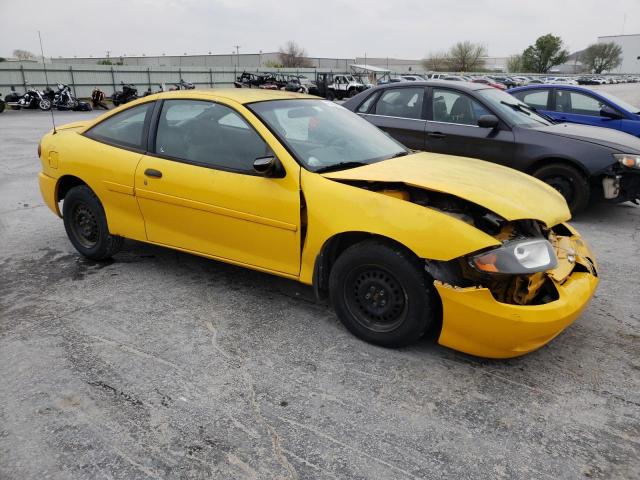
38;31;56;134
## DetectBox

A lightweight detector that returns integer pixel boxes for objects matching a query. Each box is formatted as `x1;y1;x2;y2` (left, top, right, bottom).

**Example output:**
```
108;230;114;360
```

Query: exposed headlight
614;154;640;169
470;239;558;274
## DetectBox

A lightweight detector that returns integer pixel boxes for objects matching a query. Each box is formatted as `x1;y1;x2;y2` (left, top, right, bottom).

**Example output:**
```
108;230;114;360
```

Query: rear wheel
326;90;335;101
329;240;438;347
533;163;590;214
39;99;51;111
63;185;123;260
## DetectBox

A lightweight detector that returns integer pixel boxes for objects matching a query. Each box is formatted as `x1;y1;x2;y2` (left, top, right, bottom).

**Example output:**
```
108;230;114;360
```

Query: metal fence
0;63;350;99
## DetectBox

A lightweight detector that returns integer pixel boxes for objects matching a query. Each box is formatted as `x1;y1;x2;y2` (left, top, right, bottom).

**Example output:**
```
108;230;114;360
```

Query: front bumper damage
434;224;599;358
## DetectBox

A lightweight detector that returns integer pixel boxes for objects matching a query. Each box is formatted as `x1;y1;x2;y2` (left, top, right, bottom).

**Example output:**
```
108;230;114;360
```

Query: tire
326;90;335;101
328;239;438;347
39;99;52;111
62;185;123;260
533;163;590;214
0;101;4;114
347;89;357;98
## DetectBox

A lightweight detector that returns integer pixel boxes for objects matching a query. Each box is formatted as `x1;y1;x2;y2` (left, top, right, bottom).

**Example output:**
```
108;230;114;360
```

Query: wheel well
312;232;418;300
526;157;590;179
56;175;87;203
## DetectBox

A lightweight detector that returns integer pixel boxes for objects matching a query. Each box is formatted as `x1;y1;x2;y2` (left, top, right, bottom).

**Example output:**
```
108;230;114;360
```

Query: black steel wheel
63;185;123;260
533;163;590;214
329;239;439;347
343;265;408;333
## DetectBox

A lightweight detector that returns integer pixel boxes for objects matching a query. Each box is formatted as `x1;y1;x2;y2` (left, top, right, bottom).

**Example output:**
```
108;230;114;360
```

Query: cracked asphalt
1;85;639;479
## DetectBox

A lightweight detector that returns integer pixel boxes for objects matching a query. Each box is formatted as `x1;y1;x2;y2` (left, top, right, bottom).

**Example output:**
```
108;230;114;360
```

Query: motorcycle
4;84;52;110
111;82;138;107
0;94;5;114
52;83;78;110
169;79;196;90
91;88;109;109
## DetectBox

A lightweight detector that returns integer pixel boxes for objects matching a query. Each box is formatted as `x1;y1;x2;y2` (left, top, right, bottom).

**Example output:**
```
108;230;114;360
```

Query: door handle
144;168;162;178
427;132;446;139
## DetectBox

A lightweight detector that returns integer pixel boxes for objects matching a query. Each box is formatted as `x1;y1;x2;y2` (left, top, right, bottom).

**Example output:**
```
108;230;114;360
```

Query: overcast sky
1;0;638;60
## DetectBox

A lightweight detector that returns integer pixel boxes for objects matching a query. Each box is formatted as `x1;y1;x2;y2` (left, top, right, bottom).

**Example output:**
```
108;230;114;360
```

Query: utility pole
233;45;240;68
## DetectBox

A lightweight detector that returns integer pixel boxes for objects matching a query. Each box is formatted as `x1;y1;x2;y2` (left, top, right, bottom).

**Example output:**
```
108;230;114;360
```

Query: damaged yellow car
38;90;599;358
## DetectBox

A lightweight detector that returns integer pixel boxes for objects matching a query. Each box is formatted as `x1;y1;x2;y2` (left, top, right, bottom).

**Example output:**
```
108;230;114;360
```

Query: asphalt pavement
0;84;639;479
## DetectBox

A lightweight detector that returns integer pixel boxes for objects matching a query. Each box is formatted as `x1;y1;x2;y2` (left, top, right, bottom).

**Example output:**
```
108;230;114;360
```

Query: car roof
143;88;313;105
368;80;491;92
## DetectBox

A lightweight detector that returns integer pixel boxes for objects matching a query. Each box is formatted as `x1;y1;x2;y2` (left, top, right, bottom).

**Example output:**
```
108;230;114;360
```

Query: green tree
521;34;569;73
580;42;622;74
448;41;487;71
263;59;284;68
506;54;523;73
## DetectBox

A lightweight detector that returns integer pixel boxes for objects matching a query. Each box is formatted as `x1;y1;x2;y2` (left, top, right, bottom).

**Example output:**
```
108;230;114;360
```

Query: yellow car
38;89;599;358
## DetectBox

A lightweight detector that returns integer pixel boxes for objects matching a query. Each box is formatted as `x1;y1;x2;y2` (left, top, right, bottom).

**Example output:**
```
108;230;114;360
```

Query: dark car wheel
533;163;590;214
329;239;438;347
327;90;335;101
63;185;123;260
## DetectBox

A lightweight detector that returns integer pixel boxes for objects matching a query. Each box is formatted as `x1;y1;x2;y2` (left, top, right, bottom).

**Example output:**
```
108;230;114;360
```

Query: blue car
508;84;640;137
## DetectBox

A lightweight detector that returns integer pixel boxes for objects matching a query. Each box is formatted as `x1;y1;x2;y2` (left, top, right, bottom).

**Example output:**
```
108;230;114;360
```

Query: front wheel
329;240;438;347
533;163;590;214
326;90;335;101
0;101;4;114
63;185;123;260
39;99;51;111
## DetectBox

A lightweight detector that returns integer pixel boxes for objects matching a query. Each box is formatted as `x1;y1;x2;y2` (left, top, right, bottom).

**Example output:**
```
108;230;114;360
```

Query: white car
544;77;578;85
400;75;426;82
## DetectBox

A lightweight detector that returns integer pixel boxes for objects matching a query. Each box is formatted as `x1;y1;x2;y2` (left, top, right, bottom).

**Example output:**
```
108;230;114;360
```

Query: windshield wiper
386;151;409;159
315;161;368;173
500;101;554;124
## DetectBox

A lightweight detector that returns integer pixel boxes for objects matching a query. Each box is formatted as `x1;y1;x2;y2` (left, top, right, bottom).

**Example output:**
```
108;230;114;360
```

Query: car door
424;87;515;165
359;87;426;150
81;101;155;241
134;98;301;276
551;88;622;130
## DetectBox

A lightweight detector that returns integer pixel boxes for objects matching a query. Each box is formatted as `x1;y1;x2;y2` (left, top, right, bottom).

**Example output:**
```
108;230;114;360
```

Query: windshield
594;90;640;114
249;99;407;172
477;88;552;127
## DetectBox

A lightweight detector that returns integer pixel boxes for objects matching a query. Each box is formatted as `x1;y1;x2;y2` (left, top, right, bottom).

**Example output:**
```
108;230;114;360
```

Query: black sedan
343;81;640;213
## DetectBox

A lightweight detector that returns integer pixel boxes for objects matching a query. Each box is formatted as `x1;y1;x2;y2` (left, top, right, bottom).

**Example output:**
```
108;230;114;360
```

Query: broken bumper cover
435;271;598;359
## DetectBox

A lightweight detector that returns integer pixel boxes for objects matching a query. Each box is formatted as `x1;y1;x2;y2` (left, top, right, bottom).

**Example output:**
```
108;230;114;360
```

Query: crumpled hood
322;152;571;227
535;123;640;153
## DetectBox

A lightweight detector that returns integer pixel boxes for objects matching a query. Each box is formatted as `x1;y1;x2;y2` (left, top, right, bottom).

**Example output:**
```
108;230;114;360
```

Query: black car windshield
248;99;407;172
477;88;552;127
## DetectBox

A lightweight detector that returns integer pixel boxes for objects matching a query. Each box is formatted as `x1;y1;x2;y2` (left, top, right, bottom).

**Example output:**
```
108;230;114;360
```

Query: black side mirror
600;105;623;120
477;115;500;129
253;155;281;177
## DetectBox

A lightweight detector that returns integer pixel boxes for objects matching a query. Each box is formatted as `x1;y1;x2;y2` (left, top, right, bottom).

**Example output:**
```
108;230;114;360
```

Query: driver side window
154;100;270;173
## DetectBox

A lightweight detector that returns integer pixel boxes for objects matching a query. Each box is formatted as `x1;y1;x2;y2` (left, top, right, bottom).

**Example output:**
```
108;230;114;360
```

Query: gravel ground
1;85;639;480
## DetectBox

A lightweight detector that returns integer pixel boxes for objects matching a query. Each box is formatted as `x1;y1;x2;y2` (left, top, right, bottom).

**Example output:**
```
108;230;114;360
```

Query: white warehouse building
597;33;640;73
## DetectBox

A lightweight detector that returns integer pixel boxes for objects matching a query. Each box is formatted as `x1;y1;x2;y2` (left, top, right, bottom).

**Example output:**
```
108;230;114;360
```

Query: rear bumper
436;272;598;359
38;172;60;217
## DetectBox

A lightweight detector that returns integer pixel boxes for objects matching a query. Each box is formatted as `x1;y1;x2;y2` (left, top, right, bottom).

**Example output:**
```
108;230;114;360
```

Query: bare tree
278;41;312;68
422;51;450;72
506;54;523;73
448;41;487;72
580;42;623;74
13;49;37;61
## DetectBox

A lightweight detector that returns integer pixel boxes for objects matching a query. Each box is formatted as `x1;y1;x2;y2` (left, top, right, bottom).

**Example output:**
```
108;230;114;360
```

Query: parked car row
343;80;640;214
